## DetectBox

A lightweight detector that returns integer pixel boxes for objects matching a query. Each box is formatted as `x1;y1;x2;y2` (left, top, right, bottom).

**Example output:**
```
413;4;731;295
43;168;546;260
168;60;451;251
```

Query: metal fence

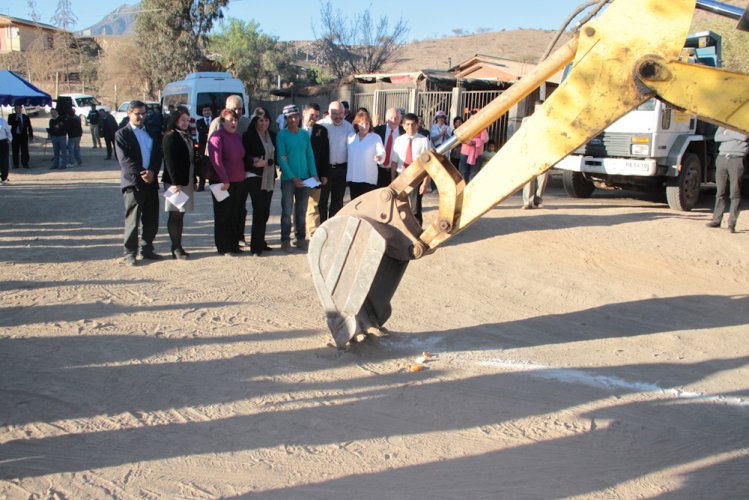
459;90;507;146
255;87;511;147
352;92;374;116
375;89;411;120
418;91;453;129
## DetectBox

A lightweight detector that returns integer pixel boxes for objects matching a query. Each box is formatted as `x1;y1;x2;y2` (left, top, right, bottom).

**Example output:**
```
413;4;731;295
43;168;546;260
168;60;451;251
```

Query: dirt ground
1;118;748;498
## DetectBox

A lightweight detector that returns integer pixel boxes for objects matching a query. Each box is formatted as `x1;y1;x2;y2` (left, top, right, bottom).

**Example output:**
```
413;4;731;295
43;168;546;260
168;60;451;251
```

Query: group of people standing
119;97;503;266
46;107;84;170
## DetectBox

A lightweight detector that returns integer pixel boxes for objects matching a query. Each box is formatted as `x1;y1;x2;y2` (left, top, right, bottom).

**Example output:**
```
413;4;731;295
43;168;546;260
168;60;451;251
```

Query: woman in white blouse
346;110;385;199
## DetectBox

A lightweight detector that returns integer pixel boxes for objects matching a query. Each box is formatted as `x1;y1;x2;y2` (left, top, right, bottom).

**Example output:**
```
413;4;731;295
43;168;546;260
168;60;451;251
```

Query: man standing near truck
706;126;747;233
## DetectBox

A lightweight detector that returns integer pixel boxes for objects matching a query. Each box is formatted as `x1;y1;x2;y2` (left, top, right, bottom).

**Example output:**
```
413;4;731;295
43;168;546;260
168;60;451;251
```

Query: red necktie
384;131;393;166
404;138;413;168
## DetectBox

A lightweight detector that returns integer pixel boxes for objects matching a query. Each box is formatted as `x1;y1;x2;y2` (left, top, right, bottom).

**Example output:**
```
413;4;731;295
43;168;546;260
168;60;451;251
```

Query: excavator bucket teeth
308;215;409;348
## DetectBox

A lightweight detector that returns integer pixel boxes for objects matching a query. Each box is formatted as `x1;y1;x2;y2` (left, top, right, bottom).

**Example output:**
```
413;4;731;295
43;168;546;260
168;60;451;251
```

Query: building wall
0;22;55;53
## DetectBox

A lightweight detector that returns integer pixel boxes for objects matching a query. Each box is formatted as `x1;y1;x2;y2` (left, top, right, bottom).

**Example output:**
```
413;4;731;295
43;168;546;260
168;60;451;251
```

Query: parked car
113;101;160;126
55;93;111;125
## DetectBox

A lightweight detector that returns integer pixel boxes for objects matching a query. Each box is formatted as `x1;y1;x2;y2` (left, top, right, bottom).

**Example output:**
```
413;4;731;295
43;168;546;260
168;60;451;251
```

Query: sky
13;0;592;41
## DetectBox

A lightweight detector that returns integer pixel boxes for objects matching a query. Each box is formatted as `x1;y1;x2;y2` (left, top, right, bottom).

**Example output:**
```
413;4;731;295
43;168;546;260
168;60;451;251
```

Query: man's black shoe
140;251;164;260
706;221;721;228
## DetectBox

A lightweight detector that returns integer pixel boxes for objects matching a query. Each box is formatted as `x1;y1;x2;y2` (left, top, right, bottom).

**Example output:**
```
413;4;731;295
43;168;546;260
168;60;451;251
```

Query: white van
161;72;248;122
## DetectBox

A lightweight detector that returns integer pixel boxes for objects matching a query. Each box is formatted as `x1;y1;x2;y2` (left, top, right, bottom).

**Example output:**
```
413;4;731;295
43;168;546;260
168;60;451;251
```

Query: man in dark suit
195;105;213;191
373;107;404;187
302;103;330;238
7;104;33;169
115;100;163;266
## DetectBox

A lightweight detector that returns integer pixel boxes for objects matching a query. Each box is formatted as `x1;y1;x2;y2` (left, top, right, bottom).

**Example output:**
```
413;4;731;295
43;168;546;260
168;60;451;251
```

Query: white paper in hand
303;177;321;188
164;189;189;209
210;183;230;202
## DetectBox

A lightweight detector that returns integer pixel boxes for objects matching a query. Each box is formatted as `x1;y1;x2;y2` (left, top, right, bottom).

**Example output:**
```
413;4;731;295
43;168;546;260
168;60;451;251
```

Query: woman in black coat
161;106;195;259
242;107;277;256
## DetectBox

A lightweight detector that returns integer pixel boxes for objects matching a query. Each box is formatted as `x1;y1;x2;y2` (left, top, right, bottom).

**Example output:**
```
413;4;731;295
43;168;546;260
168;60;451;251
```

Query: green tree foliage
210;18;298;93
135;0;228;96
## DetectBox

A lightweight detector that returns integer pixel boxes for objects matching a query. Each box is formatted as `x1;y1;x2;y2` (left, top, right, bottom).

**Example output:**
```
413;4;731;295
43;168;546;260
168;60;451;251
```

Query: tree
50;0;77;31
97;36;149;105
312;1;409;80
27;1;41;22
135;0;229;96
210;18;298;94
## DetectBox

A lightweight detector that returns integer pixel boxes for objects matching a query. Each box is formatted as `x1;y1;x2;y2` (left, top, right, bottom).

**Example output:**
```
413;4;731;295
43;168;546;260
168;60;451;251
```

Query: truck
554;31;723;211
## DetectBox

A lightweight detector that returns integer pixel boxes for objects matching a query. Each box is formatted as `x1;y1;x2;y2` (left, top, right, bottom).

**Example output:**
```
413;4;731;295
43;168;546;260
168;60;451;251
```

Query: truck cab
555;31;721;211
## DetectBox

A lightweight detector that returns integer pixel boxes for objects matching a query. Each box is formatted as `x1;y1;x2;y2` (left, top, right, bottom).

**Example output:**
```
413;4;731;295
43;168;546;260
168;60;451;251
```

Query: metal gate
375;89;411;120
459;90;508;146
417;91;453;129
352;93;374;116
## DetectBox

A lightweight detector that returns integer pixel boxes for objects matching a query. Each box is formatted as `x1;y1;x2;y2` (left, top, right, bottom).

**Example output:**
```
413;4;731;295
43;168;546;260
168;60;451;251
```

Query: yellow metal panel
445;0;696;245
643;61;749;134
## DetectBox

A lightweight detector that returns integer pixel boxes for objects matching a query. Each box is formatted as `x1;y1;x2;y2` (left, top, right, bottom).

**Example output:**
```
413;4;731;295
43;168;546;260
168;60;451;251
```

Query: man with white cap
276;104;319;251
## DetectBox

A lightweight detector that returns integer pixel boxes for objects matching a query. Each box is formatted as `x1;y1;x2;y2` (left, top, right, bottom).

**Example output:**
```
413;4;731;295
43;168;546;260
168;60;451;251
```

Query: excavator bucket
308;214;409;348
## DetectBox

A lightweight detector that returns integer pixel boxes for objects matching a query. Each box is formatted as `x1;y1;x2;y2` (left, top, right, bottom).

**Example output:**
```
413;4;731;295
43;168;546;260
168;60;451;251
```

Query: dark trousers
11;134;29;167
0;139;9;180
317;182;331;222
104;134;115;159
167;211;185;250
123;187;159;256
327;165;348;217
197;156;209;190
712;155;744;229
377;166;392;187
246;176;274;252
211;181;244;253
348;181;377;200
238;177;251;243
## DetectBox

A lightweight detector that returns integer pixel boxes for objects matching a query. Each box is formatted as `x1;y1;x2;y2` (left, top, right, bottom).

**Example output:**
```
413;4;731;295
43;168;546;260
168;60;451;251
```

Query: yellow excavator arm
309;0;749;348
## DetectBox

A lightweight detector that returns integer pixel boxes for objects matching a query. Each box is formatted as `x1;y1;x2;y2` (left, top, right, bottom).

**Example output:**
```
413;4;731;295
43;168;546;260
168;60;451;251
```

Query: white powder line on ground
387;336;748;408
477;357;749;408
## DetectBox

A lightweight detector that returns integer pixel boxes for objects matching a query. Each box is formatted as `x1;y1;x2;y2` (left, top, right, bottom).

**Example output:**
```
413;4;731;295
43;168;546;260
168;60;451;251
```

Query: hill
79;3;138;36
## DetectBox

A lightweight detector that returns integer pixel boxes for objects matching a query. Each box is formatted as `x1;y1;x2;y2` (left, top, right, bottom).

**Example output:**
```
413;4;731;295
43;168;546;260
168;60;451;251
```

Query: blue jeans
459;154;476;183
67;136;81;165
281;180;309;242
51;135;68;168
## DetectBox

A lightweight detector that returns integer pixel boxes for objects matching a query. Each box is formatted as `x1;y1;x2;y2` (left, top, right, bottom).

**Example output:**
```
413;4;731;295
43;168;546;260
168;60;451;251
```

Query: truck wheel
562;170;595;198
666;152;701;211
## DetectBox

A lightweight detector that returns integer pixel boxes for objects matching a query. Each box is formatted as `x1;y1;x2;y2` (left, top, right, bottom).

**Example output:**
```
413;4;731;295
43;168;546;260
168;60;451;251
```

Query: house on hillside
349;53;564;145
0;15;65;53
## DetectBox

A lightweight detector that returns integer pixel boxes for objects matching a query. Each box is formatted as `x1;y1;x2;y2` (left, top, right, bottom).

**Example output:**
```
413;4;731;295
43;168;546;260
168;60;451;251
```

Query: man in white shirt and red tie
373;107;404;188
390;113;432;225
